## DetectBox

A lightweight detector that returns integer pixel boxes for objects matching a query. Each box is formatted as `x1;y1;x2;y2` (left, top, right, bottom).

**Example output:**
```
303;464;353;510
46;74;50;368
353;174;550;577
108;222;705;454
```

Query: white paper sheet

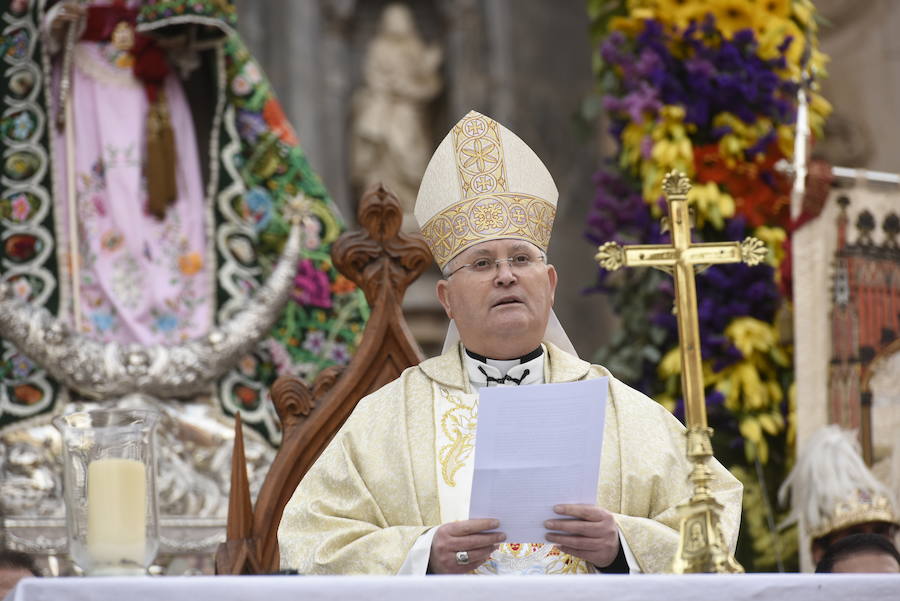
468;378;608;543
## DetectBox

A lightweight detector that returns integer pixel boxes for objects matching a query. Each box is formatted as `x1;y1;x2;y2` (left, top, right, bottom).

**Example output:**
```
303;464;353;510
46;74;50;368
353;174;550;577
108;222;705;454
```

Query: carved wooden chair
215;184;433;574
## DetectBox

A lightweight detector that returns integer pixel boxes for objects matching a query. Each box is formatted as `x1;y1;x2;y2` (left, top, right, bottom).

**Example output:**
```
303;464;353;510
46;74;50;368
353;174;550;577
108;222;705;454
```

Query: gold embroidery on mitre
421;194;555;267
453;113;509;199
438;387;478;487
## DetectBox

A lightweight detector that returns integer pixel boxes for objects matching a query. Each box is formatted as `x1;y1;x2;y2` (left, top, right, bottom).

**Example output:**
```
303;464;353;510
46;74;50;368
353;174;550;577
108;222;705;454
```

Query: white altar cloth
7;574;899;601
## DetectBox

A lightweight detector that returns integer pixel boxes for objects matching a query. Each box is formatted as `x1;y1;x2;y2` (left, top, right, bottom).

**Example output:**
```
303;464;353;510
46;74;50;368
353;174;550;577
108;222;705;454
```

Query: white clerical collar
464;346;545;388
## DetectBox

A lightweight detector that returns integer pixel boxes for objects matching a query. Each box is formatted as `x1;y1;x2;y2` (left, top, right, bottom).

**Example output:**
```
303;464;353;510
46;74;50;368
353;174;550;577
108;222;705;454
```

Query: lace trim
73;44;140;89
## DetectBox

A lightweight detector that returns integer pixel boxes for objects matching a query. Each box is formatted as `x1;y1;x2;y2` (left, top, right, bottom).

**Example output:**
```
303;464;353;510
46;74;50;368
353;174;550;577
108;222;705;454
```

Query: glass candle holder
53;409;160;576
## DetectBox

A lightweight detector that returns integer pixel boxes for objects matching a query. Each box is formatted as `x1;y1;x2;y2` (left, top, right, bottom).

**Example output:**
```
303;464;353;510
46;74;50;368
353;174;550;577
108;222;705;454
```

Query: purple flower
10;353;33;379
329;343;350;365
237;110;268;144
292;259;332;309
302;330;326;353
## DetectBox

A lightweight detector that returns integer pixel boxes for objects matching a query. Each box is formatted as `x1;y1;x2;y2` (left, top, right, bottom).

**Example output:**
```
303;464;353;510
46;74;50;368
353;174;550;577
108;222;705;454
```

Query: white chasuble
432;351;594;574
278;343;743;575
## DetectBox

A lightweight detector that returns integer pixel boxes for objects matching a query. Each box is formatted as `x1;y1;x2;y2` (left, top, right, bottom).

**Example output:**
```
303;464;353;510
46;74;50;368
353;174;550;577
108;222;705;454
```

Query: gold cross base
672;428;744;574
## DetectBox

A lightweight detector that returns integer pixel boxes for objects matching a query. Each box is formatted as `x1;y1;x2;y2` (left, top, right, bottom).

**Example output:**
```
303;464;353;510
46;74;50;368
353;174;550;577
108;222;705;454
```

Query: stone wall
236;0;612;359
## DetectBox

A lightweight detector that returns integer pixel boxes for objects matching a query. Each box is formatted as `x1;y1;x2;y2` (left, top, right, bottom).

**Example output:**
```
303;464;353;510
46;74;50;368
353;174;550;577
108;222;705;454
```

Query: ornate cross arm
596;237;767;273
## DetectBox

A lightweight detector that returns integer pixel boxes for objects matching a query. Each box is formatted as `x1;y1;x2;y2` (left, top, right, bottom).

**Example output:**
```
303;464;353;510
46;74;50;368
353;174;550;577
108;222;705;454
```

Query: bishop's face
436;239;557;359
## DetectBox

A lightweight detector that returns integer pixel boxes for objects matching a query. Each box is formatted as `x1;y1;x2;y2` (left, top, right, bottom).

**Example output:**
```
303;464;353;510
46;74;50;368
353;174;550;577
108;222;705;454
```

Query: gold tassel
145;91;177;220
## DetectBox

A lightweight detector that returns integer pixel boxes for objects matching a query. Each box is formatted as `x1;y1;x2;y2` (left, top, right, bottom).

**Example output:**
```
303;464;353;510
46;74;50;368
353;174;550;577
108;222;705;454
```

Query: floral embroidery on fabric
475;542;593;575
178;252;203;275
0;9;368;444
100;230;123;253
438;387;478;487
100;43;134;70
293;259;332;308
109;254;143;308
10;194;30;221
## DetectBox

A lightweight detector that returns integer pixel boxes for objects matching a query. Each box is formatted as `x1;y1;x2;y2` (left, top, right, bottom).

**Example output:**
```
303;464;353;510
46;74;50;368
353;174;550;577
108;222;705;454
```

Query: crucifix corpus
595;170;767;573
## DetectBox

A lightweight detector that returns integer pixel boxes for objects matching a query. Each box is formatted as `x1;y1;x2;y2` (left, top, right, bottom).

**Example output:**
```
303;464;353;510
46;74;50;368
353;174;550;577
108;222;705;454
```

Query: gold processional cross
595;171;767;574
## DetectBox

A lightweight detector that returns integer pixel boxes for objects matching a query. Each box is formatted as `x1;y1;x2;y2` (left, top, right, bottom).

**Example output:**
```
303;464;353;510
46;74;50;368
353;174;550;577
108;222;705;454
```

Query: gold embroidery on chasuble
437;386;478;487
439;388;478;486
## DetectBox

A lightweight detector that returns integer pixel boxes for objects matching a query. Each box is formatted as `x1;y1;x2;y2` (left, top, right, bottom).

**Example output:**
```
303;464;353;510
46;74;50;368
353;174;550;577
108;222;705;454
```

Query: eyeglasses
445;253;547;278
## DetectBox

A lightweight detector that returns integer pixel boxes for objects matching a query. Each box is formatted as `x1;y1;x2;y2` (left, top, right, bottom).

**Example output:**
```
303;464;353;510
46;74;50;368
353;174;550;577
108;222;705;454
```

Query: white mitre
414;110;576;356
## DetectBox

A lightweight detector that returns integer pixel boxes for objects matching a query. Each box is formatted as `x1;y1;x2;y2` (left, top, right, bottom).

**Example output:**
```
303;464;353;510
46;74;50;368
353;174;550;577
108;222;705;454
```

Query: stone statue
351;3;442;230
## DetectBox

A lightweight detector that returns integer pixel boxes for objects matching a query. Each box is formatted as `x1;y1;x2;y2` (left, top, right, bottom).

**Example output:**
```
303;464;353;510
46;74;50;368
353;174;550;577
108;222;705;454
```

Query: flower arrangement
585;0;830;570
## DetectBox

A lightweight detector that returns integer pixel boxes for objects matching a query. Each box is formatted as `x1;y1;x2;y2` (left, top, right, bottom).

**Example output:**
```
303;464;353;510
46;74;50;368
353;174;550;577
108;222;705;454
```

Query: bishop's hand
428;518;505;574
544;504;621;568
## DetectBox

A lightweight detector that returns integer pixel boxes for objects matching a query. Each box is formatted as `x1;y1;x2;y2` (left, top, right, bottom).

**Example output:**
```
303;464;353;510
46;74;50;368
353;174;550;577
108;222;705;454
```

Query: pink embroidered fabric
53;33;211;345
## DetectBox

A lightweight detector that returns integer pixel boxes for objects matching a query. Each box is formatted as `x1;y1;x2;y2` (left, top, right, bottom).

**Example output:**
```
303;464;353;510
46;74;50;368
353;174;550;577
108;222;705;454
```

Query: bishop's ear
435;278;454;319
547;263;558;302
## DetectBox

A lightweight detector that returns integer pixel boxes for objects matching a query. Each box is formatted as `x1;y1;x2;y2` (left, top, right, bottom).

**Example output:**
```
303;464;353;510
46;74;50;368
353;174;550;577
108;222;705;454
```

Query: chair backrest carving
216;184;432;574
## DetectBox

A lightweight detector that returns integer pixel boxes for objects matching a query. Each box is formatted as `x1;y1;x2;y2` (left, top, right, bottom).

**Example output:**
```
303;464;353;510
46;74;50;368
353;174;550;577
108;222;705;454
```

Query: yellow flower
808;92;833;139
756;16;805;70
810;48;830;78
717;358;778;412
725;316;777;358
712;113;777;164
650;137;692;170
711;0;760;38
688;181;735;229
756;0;790;19
757;411;781;435
655;0;704;24
740;416;763;445
791;0;817;32
609;15;647;37
620;122;651;172
658;347;682;378
645;106;694;201
753;225;786;266
776;124;794;160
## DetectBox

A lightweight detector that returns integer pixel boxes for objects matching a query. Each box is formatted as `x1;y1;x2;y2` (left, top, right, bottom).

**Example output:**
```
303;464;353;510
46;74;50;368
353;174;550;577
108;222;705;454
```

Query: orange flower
179;252;203;276
263;98;299;146
13;384;42;404
331;274;357;295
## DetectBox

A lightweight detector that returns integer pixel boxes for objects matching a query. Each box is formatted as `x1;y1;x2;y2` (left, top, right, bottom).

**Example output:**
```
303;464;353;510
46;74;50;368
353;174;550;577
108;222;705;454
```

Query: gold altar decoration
595;170;767;573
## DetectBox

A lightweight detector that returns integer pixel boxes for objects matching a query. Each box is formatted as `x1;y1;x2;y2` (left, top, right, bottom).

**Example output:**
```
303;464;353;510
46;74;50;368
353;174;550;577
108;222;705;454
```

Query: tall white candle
86;458;147;565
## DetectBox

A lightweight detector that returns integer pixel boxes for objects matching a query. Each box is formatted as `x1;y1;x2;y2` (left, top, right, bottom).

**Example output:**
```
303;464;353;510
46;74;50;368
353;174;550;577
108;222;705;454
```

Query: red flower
235;385;258;407
5;234;36;260
694;144;791;229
